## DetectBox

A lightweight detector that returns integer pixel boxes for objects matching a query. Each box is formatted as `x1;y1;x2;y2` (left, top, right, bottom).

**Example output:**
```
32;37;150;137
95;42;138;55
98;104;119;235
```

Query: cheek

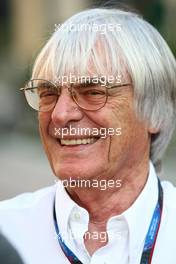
38;112;51;135
38;113;58;174
38;113;53;157
103;101;149;164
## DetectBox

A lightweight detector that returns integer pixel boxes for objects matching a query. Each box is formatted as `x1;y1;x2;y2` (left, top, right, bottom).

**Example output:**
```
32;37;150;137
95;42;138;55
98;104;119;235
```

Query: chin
53;161;106;182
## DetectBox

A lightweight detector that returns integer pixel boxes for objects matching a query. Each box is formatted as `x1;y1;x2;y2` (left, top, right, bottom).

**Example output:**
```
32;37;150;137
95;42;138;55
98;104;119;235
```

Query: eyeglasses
20;78;131;112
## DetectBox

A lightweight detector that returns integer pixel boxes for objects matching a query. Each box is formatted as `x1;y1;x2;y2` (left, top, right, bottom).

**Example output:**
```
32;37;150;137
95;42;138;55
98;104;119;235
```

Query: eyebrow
21;81;56;91
71;79;131;89
106;83;131;89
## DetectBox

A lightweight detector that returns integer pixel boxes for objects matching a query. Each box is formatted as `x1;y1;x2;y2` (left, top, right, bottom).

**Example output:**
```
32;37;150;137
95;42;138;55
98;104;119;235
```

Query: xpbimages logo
55;177;122;191
54;126;122;139
54;22;122;34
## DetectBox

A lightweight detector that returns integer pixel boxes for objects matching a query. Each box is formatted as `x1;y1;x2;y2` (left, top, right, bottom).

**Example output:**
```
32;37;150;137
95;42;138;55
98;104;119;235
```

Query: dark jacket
0;233;24;264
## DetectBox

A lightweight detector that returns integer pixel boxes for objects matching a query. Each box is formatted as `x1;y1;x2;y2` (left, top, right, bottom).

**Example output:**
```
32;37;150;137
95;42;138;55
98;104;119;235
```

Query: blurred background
0;0;175;200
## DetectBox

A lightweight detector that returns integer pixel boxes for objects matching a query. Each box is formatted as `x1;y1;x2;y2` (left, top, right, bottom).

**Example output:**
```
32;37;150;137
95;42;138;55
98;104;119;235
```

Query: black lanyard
53;178;163;264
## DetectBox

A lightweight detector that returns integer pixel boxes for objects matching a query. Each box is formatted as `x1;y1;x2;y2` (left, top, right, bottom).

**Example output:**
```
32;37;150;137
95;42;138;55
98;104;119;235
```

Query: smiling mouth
58;137;100;146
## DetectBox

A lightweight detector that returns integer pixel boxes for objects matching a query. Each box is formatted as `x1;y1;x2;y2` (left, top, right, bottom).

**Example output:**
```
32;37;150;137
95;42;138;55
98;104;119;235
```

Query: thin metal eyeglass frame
20;78;131;112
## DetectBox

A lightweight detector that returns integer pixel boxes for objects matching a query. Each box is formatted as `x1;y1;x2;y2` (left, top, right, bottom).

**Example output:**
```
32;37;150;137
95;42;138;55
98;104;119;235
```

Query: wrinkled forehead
32;31;131;84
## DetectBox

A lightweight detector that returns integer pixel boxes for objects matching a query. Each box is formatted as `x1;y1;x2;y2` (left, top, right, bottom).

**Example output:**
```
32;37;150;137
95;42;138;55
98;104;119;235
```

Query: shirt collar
55;161;158;256
55;180;80;240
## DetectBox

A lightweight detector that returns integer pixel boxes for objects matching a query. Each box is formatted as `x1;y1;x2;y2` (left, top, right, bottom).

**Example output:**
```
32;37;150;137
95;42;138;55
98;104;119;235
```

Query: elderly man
0;7;176;264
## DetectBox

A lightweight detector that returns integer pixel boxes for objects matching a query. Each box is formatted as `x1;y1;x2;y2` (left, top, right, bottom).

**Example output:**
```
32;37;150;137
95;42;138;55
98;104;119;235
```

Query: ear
148;126;160;134
145;120;160;134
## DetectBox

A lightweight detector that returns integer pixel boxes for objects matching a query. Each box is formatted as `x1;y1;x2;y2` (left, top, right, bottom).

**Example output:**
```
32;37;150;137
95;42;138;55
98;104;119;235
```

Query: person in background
0;233;24;264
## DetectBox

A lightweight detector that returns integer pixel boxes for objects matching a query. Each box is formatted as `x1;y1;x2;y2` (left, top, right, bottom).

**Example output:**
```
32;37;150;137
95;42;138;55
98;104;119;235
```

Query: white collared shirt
0;162;176;264
54;162;158;264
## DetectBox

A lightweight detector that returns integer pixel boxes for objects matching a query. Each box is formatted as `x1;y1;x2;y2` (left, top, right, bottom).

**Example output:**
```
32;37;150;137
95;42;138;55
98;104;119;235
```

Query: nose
51;88;84;127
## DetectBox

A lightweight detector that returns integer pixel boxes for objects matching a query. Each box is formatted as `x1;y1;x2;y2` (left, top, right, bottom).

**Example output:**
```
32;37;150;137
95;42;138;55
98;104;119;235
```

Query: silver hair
32;8;176;172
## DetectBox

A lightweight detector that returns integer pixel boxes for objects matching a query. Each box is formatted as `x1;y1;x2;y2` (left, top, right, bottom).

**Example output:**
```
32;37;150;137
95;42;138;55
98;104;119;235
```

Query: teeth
60;138;98;146
76;139;82;144
82;139;87;144
90;138;94;143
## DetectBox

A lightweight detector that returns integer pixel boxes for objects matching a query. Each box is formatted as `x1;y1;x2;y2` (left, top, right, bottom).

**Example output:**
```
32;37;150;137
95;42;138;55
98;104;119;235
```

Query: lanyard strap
53;178;163;264
140;178;163;264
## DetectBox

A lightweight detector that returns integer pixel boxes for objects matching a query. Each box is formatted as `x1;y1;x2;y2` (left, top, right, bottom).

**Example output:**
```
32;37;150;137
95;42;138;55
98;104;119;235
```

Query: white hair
32;8;176;172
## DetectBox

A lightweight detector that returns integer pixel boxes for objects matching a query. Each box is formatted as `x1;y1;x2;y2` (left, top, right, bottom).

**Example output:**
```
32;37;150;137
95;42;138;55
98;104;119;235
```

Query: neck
66;158;150;225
